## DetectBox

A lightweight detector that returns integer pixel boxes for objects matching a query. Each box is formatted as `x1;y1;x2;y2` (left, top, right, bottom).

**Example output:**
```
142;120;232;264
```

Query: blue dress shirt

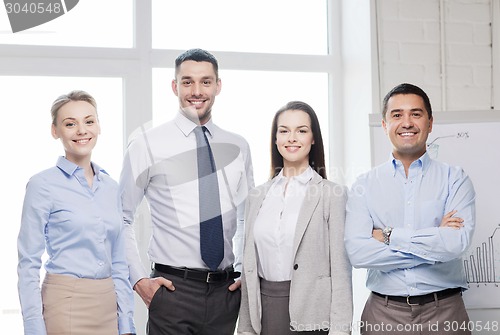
345;152;476;296
17;156;135;335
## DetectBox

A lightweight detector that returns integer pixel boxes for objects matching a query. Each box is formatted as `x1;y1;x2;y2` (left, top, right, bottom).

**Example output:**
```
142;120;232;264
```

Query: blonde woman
17;90;135;335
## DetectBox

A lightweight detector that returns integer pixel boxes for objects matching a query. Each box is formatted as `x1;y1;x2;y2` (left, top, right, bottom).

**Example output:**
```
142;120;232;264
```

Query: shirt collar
56;156;107;180
390;151;430;176
275;166;314;185
419;151;431;174
175;112;215;138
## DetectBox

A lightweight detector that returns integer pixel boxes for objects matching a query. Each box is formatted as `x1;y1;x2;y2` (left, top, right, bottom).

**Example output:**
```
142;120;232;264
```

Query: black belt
372;287;462;306
154;263;240;283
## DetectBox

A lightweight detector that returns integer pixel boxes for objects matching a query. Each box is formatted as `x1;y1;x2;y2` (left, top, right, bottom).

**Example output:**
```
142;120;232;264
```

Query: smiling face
51;100;100;165
275;109;314;176
172;60;221;125
382;93;433;165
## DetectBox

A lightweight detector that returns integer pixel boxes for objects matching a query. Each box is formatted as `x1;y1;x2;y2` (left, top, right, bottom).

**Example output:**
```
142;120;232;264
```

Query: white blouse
253;166;313;281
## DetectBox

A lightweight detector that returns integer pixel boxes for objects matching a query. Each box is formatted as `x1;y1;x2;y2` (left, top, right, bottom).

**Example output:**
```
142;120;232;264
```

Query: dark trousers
260;278;329;335
361;291;471;335
147;269;241;335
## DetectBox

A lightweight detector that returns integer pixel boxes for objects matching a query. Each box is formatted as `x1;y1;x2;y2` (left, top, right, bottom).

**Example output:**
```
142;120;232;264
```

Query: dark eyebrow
389;108;424;114
278;125;310;129
180;75;216;81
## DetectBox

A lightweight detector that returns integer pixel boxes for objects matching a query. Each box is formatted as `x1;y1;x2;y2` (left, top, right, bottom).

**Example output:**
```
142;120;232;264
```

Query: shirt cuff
118;315;136;335
388;227;412;253
23;317;47;335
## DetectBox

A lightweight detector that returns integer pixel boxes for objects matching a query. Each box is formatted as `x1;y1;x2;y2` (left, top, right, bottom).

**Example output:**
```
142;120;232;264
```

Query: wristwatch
382;226;393;245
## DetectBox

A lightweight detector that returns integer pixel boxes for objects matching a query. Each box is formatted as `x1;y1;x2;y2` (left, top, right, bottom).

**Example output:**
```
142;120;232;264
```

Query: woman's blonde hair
51;90;97;125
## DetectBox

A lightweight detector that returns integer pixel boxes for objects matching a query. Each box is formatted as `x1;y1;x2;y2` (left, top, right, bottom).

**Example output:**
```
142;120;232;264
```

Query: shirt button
293;264;298;270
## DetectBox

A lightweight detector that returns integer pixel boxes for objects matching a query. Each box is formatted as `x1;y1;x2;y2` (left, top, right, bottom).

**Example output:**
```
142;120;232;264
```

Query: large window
0;0;133;47
152;0;328;55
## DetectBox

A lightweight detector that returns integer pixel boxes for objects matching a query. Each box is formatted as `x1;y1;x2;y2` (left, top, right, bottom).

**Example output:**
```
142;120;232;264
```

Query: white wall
375;0;496;112
339;1;374;333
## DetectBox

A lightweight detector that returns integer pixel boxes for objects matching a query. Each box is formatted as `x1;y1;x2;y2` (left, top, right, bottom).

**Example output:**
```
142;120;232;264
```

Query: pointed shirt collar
56;156;107;180
175;112;215;138
390;151;431;176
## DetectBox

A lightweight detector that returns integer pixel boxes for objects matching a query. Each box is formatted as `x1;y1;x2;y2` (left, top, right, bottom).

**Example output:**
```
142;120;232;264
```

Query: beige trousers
361;291;471;335
41;273;118;335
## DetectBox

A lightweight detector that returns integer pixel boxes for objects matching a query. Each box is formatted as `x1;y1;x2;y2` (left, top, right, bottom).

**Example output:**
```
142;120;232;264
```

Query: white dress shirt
253;166;313;281
120;113;254;285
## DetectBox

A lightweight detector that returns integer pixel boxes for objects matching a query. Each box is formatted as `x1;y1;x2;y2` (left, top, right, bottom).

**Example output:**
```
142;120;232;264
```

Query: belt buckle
406;296;419;306
206;271;215;283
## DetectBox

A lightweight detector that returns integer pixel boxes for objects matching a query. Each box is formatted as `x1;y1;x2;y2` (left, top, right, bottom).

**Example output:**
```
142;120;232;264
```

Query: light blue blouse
17;156;135;335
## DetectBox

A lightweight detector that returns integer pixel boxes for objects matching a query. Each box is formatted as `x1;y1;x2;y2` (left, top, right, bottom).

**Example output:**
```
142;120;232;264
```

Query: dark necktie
194;126;224;271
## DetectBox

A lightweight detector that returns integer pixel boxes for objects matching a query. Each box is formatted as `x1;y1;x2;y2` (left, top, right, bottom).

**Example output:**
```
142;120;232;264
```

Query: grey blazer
238;171;353;335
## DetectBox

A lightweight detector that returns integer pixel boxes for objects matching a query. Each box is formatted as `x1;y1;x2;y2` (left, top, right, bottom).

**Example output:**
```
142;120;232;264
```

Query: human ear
51;124;59;139
171;79;179;96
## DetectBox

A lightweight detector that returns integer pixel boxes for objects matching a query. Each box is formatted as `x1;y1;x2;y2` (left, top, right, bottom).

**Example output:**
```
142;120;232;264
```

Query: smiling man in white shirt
119;48;254;335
